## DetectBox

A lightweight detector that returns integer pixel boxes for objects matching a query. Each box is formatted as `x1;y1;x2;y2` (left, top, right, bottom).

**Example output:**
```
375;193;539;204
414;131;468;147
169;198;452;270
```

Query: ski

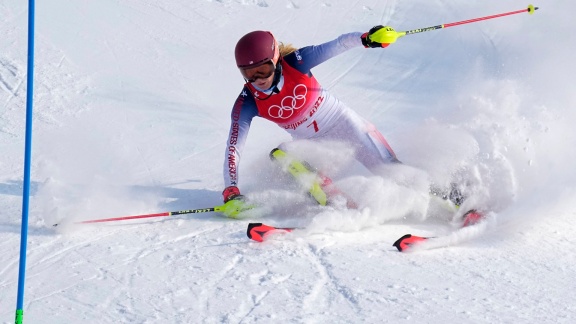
248;210;486;250
246;223;297;242
392;209;486;252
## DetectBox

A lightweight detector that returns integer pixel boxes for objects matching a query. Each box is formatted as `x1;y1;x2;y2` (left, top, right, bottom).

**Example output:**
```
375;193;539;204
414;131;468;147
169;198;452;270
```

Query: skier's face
251;71;275;90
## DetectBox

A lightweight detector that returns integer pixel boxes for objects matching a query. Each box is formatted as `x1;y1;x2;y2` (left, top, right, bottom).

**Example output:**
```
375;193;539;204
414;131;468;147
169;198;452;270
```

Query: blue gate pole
15;0;35;323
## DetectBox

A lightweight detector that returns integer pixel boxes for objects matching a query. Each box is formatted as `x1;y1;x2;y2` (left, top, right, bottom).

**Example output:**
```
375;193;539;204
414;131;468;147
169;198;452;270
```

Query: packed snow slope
1;0;575;322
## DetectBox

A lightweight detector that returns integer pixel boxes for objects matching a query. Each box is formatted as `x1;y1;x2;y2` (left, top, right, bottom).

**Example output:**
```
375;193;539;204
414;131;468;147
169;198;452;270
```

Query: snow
1;0;575;322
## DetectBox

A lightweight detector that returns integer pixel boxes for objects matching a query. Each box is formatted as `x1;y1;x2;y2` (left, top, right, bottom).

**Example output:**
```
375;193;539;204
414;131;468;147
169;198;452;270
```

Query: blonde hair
279;42;298;57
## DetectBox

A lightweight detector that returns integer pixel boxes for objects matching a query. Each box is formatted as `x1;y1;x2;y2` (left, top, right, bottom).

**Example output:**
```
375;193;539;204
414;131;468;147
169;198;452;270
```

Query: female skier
222;27;400;205
221;28;484;247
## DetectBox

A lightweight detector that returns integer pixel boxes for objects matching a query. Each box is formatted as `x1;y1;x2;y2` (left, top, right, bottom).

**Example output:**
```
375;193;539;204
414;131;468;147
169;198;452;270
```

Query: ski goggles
240;61;275;83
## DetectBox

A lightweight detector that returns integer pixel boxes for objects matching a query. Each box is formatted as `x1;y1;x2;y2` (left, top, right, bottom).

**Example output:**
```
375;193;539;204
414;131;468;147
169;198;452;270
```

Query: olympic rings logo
268;84;307;119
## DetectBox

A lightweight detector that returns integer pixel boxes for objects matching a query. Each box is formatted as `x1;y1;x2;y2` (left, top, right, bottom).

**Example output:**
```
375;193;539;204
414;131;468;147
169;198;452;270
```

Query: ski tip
247;223;263;242
393;234;428;252
247;223;279;242
247;223;294;242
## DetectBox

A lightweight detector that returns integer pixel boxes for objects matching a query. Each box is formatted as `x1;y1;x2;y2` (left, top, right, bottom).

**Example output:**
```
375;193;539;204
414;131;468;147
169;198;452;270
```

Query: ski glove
220;188;254;218
220;196;253;218
361;25;393;48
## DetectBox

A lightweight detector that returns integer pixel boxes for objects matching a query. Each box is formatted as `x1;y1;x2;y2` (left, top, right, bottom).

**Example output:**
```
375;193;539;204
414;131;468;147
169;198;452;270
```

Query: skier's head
235;31;282;90
235;30;280;69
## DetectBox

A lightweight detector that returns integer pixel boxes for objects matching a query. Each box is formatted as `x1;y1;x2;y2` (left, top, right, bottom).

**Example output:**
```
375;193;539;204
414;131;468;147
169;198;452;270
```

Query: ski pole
52;200;251;226
369;4;539;46
52;207;219;226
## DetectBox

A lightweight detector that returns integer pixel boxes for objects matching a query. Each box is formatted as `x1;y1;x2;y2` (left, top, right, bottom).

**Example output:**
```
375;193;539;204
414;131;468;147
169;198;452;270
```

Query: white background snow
1;0;575;322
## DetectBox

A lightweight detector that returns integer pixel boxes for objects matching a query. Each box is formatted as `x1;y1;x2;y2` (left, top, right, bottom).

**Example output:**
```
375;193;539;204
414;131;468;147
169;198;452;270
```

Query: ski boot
430;183;484;227
429;182;465;209
462;209;484;227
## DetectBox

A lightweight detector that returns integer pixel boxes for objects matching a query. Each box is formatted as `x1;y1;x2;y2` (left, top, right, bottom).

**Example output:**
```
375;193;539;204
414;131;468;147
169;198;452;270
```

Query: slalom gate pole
53;206;224;226
369;4;539;45
16;0;35;323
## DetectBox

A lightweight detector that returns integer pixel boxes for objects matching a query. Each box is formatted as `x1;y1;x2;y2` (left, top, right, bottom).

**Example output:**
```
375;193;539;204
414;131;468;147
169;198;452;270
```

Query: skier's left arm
287;27;391;71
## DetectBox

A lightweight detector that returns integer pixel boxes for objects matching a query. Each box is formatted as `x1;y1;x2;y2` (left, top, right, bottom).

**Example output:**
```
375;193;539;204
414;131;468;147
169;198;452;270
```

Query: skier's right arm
222;89;258;202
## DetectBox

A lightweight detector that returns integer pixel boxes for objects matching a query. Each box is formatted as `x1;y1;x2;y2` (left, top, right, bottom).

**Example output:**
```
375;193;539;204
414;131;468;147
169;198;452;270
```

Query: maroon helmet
235;31;280;69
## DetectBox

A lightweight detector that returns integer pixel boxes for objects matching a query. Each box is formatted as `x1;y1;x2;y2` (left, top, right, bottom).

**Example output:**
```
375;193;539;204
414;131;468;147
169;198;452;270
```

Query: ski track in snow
0;57;23;137
2;0;576;322
300;242;361;315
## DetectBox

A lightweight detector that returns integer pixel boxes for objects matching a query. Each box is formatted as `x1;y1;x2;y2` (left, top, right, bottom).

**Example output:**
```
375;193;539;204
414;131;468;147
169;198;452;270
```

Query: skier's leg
327;107;483;224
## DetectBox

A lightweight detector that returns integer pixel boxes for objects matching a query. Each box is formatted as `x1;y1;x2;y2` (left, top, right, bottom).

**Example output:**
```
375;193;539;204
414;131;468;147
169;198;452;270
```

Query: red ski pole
368;4;539;45
52;200;252;226
52;207;218;226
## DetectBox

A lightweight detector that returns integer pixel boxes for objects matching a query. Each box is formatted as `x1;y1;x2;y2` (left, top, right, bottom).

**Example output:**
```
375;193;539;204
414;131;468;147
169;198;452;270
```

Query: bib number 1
307;120;319;133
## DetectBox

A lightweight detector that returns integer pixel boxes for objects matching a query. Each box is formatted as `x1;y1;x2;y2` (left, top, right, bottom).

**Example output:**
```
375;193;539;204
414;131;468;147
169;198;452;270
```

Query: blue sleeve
223;88;259;188
283;32;364;73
